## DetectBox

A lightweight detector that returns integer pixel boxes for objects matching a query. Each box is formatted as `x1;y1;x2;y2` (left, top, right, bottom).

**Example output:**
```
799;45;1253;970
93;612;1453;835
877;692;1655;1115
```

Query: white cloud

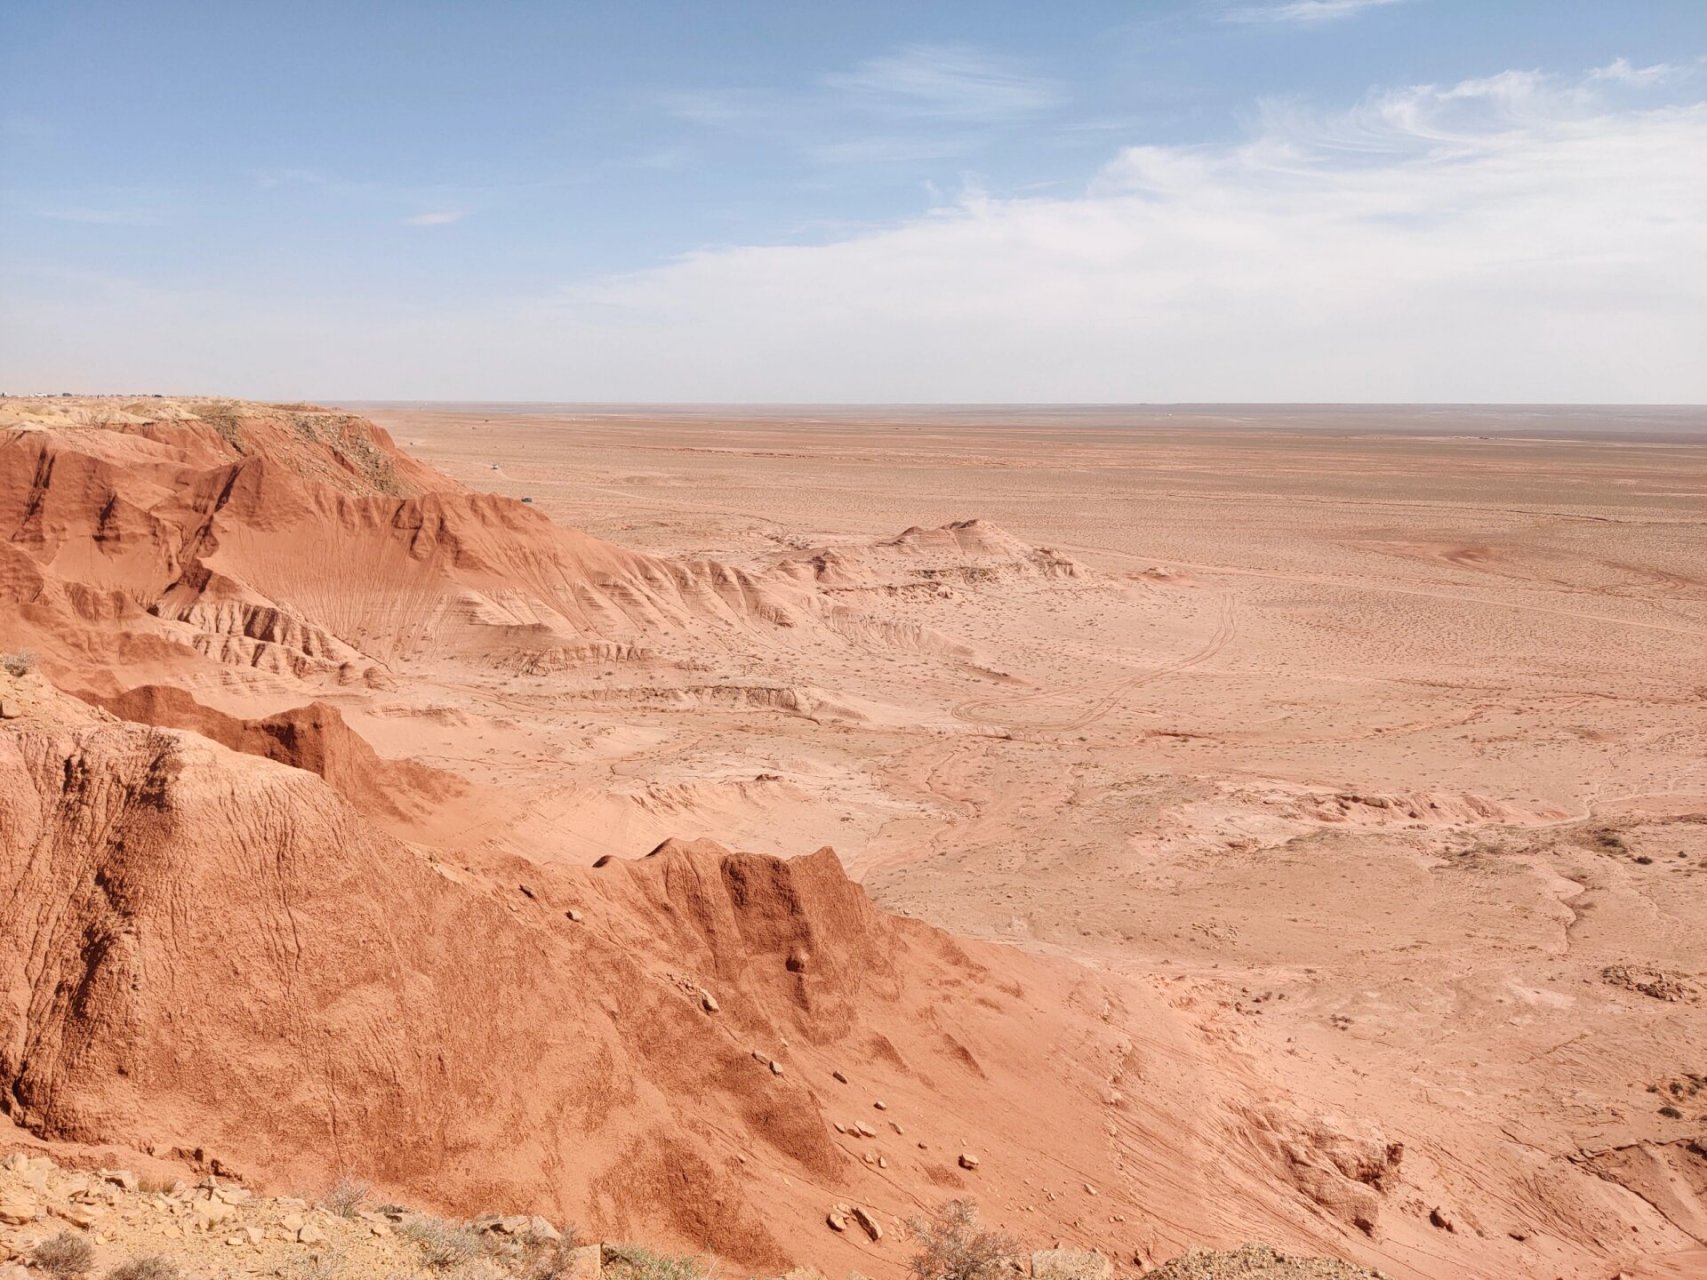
402;210;465;227
511;63;1706;401
1227;0;1406;25
5;64;1704;403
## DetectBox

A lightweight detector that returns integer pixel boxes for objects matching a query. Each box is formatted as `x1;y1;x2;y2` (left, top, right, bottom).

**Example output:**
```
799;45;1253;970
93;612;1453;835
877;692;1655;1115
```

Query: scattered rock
297;1222;327;1245
873;1100;887;1110
959;1152;981;1171
282;1212;307;1233
854;1121;878;1138
770;1059;784;1076
1602;964;1695;1002
1428;1206;1455;1232
0;1193;39;1225
832;1070;849;1084
519;883;536;899
699;989;719;1013
826;1208;849;1233
103;1170;139;1194
565;908;584;923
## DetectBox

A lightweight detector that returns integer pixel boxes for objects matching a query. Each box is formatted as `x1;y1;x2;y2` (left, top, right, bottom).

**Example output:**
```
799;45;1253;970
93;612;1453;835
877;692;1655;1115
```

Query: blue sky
3;0;1704;401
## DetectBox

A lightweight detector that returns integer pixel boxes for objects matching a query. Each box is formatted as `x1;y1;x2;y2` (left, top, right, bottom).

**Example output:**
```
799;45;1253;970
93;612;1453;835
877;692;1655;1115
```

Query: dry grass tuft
32;1231;95;1277
907;1200;1014;1280
105;1258;181;1280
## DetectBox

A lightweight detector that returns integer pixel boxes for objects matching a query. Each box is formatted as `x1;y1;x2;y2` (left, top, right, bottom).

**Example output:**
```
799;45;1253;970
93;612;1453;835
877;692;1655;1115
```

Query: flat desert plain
352;402;1707;1277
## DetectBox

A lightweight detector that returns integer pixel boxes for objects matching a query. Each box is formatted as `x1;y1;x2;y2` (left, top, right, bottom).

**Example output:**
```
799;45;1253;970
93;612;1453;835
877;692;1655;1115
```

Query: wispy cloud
402;210;465;227
823;43;1062;123
659;42;1061;170
533;62;1706;401
1227;0;1406;25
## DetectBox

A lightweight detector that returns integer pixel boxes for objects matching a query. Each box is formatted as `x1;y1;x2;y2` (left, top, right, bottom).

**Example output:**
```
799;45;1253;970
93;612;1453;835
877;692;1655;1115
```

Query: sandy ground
339;402;1707;1278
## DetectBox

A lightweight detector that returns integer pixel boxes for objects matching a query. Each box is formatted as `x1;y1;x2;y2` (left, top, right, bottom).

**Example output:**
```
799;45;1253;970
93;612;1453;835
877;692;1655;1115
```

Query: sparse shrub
400;1218;485;1272
1;649;37;677
516;1229;585;1280
105;1258;180;1280
321;1172;372;1218
907;1200;1014;1280
31;1231;94;1277
603;1245;712;1280
135;1172;178;1195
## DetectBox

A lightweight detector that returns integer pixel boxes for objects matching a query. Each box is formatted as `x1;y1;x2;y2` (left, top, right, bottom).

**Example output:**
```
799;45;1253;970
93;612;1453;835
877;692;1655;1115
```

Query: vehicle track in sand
950;590;1237;735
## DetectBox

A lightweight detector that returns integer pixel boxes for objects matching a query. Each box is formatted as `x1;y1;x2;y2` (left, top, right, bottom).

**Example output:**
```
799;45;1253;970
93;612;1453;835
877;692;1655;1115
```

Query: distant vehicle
520;496;533;504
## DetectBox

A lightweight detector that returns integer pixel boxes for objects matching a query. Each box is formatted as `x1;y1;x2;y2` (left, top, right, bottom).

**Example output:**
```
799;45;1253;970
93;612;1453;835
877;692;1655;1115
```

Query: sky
2;0;1704;402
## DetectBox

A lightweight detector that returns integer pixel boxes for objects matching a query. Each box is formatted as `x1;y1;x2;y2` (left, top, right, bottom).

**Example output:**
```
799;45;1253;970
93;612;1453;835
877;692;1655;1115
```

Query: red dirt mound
78;683;464;826
0;404;830;691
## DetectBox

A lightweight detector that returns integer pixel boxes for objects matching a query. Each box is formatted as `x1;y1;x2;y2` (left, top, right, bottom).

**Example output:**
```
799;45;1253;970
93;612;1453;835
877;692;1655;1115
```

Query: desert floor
345;402;1706;1277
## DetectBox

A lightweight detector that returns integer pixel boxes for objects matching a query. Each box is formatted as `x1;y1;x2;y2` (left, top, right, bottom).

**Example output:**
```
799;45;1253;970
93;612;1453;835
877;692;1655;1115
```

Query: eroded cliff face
0;695;1208;1270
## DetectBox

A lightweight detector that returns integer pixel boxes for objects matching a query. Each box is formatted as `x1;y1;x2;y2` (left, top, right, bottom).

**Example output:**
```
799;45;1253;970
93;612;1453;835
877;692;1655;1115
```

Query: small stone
282;1213;307;1233
225;1235;245;1247
877;1156;888;1169
519;883;536;899
832;1070;848;1084
826;1210;848;1233
0;1193;39;1225
889;1121;904;1135
700;990;719;1014
1083;1183;1098;1196
54;1204;99;1229
243;1226;265;1246
566;909;583;923
959;1152;981;1171
298;1222;327;1245
833;1122;846;1134
770;1060;784;1076
104;1170;140;1193
1428;1206;1455;1232
872;1100;887;1111
850;1206;882;1242
854;1121;877;1138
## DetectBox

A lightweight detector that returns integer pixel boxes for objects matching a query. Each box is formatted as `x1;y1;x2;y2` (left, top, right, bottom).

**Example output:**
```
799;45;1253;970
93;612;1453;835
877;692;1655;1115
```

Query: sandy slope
353;401;1707;1280
2;396;1704;1279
